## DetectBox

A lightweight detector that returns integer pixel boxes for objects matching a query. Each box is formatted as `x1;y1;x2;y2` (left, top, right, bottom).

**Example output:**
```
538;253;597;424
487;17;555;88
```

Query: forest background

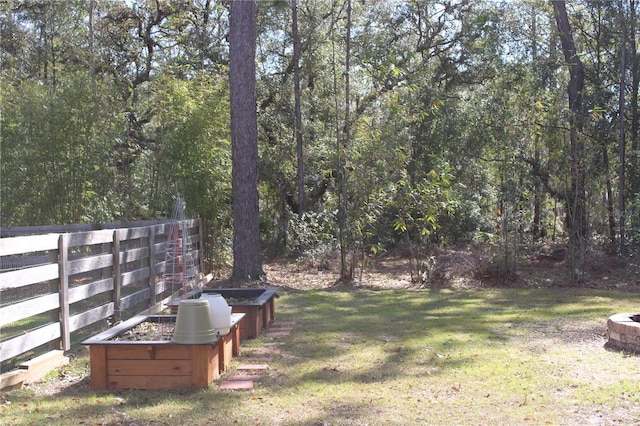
2;0;638;284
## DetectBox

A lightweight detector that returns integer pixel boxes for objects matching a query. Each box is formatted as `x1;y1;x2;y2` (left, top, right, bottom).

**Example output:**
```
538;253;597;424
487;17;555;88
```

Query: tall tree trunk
338;0;352;280
619;0;628;256
229;0;263;281
629;0;640;254
552;0;587;281
292;0;304;217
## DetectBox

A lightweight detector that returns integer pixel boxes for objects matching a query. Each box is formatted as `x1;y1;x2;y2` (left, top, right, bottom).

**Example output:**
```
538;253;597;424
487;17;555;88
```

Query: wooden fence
0;219;204;373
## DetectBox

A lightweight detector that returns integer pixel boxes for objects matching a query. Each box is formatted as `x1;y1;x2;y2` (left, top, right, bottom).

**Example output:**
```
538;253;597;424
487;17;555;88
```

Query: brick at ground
237;363;270;370
219;380;254;390
225;374;263;381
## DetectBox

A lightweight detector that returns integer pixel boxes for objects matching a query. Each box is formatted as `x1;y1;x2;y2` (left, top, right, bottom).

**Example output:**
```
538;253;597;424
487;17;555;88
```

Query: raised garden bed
82;313;244;390
167;287;278;339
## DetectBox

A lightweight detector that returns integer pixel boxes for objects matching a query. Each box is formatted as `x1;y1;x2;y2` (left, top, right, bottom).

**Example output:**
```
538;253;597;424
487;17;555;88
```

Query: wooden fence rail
0;219;204;370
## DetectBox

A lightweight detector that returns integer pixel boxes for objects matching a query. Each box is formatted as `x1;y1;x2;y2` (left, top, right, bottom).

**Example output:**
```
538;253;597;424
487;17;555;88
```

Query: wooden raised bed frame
168;287;278;339
82;313;244;390
203;287;278;339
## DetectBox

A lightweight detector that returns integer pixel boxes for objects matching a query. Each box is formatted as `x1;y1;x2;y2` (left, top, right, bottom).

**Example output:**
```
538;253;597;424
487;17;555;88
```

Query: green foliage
151;71;232;267
287;210;338;265
1;73;123;225
4;0;640;268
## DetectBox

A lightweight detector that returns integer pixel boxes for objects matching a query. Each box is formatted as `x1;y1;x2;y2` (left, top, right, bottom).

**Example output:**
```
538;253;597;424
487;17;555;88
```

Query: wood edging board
0;350;69;392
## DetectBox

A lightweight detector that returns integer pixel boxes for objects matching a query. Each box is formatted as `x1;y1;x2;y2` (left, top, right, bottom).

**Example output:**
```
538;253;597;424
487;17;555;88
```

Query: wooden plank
0;263;59;290
107;344;191;360
67;253;113;276
232;317;242;357
100;220;164;230
119;246;149;264
191;344;218;386
108;359;192;376
19;349;69;384
0;233;60;256
0;293;59;327
148;227;156;308
154;241;167;255
19;349;66;370
120;288;151;310
68;303;114;332
107;375;192;390
112;230;121;324
82;315;147;344
68;278;113;304
232;306;260;339
219;332;234;372
115;227;149;241
264;297;275;326
0;323;61;362
0;369;28;392
66;230;114;248
58;235;71;351
197;223;204;273
269;297;276;323
121;267;150;287
48;249;60;351
1;224;94;236
89;345;108;389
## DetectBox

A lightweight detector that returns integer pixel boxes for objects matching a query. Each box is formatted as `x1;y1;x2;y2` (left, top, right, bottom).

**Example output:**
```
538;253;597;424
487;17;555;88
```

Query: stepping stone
263;341;286;346
219;380;253;390
225;374;263;381
237;363;269;370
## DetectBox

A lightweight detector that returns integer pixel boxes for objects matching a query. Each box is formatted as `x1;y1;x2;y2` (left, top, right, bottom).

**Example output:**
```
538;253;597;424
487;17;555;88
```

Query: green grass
2;287;640;425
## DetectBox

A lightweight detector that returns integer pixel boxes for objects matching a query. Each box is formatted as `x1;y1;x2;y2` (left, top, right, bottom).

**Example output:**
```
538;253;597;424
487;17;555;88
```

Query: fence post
198;218;204;274
112;230;121;324
48;244;61;351
148;226;156;308
58;234;71;351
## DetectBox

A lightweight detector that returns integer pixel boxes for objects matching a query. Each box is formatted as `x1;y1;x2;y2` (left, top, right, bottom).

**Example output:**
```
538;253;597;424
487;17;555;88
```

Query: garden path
219;321;296;390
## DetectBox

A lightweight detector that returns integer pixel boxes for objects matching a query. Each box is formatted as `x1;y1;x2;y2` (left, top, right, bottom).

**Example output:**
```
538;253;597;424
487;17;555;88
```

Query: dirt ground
214;244;640;293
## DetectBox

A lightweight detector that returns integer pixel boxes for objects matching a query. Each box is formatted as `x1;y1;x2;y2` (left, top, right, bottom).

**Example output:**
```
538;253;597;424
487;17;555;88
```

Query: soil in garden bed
223;297;255;305
110;321;174;342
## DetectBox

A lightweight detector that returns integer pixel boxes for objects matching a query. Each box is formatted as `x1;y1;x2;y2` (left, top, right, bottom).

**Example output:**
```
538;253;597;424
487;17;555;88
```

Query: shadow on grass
270;287;633;388
3;287;639;425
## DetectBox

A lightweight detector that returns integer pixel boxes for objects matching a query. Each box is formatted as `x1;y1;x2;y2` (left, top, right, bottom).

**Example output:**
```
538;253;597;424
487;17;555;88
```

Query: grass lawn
2;287;640;425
